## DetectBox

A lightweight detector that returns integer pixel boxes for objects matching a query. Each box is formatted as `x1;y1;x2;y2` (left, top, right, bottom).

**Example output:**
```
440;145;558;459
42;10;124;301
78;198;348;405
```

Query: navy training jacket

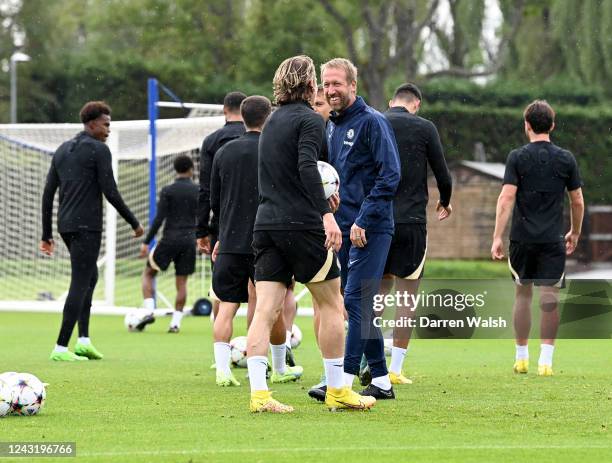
326;96;401;234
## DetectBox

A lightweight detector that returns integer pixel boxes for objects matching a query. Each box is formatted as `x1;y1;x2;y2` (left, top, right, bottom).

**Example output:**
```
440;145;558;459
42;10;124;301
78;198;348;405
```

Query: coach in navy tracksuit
321;58;400;399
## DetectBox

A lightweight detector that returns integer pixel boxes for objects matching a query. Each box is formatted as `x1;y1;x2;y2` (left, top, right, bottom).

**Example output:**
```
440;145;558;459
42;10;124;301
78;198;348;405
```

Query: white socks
143;298;155;314
214;342;231;376
270;344;286;374
539;343;554;366
324;358;344;389
515;344;529;361
171;310;183;328
54;344;68;353
247;356;269;392
285;330;292;349
343;372;355;387
372;374;392;391
389;346;408;374
78;337;91;345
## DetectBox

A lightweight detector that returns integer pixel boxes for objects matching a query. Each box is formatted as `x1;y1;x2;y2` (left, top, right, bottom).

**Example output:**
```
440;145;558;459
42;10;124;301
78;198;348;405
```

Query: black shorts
212;253;254;303
253;229;339;287
148;240;196;276
508;241;566;287
384;224;427;279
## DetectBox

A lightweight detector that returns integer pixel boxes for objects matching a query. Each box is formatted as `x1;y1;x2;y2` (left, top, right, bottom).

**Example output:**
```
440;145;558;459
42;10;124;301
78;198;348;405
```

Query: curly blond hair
273;55;316;105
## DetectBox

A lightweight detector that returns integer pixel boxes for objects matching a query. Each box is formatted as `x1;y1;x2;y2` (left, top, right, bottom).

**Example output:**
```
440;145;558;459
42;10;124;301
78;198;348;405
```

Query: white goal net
0;112;224;313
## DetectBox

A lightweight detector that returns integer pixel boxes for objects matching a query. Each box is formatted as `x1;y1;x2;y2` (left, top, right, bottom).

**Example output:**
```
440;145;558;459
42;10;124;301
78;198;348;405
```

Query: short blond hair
320;58;358;84
273;55;316;105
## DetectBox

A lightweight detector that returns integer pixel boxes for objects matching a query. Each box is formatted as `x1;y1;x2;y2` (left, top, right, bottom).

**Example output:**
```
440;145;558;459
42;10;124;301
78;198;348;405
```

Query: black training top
384;107;452;224
503;141;582;243
197;120;245;238
41;131;139;241
210;131;260;254
143;177;199;245
255;101;331;231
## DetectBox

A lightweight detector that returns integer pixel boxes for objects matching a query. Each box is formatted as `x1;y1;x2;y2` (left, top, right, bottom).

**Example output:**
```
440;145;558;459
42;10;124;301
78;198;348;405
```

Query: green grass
0;259;510;309
0;312;610;463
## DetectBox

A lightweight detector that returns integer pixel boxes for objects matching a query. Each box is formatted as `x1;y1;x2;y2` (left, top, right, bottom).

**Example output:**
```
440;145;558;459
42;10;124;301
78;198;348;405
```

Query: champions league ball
0;376;15;417
124;310;143;332
290;324;302;349
10;373;46;416
230;336;248;368
317;161;340;199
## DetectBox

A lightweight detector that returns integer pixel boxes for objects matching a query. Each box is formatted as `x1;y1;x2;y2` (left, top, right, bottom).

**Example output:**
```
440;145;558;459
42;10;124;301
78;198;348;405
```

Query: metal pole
10;59;16;123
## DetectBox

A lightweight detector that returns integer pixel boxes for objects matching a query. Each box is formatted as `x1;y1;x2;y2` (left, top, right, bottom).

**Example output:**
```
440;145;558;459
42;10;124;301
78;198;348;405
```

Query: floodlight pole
10;52;31;123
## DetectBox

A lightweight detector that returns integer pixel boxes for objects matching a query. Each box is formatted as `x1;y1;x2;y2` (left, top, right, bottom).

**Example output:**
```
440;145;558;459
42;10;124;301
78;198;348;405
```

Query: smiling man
40;101;143;361
321;58;401;400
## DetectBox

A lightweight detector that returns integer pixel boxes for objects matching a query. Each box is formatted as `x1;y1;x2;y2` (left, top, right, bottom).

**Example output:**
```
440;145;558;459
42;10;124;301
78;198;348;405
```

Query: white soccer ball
124;310;143;332
230;336;248;368
317;161;340;199
0;372;17;386
11;373;46;416
290;324;302;349
0;377;14;417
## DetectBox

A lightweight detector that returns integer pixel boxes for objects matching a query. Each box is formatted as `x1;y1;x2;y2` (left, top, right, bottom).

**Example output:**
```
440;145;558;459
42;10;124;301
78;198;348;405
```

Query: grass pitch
0;311;610;463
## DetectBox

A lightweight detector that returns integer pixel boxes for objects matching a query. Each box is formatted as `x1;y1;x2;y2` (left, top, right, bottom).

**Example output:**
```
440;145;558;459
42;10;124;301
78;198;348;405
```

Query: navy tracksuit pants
338;231;392;378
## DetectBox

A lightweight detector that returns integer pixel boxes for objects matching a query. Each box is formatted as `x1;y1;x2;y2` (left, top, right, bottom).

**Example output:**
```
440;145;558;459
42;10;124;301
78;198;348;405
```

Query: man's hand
328;193;340;214
212;241;220;262
350;223;367;248
491;237;505;260
565;231;580;255
139;243;149;258
197;236;211;254
39;240;55;256
323;213;342;252
133;225;145;238
436;201;452;221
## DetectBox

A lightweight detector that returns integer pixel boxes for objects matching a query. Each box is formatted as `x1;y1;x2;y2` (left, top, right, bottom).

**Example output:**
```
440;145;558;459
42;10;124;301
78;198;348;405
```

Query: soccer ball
317;161;340;199
230;336;248;368
290;324;302;349
0;371;17;386
124;310;143;332
0;377;14;417
11;373;46;416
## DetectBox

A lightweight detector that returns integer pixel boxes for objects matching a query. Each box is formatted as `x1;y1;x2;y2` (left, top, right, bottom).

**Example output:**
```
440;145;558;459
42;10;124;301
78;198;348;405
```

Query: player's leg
308;277;375;410
74;264;104;360
535;241;565;376
212;253;251;386
509;241;534;373
168;242;196;333
343;232;394;399
51;232;101;361
168;275;188;333
537;285;559;376
213;300;240;386
248;280;290;411
283;281;298;366
388;277;419;384
248;230;293;412
269;305;302;383
246;279;256;328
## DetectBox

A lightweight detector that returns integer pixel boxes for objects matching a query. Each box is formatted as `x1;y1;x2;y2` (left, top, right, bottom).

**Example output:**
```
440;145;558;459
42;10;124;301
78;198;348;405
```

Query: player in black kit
246;55;375;413
139;155;199;333
41;101;143;361
196;91;246;319
209;96;300;387
492;100;584;377
378;83;453;385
